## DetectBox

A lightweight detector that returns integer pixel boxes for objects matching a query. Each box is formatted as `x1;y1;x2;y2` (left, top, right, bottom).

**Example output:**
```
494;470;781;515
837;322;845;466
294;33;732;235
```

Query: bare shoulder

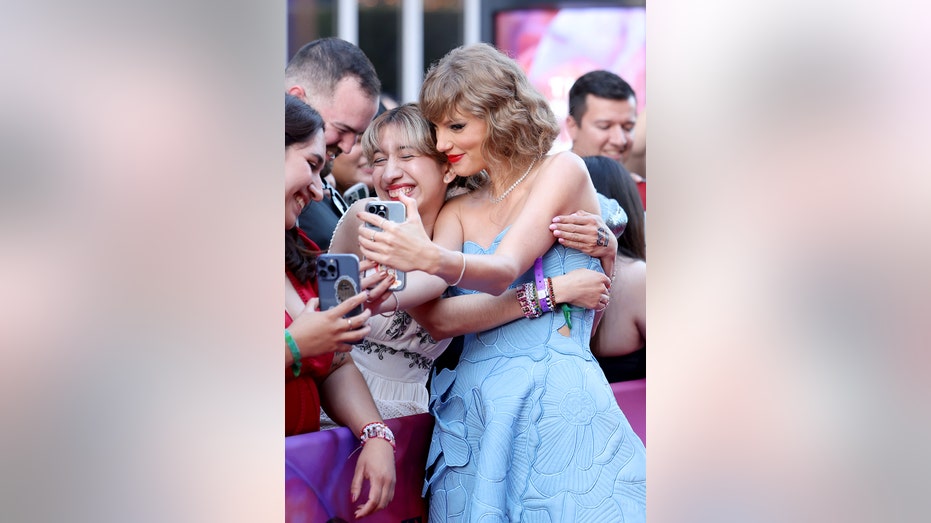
630;260;646;288
541;151;588;176
442;190;469;208
534;151;599;213
536;151;589;186
617;258;646;289
628;259;646;277
438;188;480;217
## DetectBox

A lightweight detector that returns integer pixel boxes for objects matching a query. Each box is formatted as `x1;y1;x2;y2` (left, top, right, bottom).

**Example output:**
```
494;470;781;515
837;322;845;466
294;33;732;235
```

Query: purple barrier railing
285;378;645;522
612;378;646;447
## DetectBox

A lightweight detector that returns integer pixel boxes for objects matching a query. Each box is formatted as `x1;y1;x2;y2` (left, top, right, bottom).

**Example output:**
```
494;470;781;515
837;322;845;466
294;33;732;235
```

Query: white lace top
320;310;453;428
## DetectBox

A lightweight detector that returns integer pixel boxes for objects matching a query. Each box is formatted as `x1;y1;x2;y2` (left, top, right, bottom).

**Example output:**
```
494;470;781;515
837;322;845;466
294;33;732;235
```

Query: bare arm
358;152;602;295
549;209;618;286
333;199;449;313
630;261;647;341
319;353;396;519
329;199;373;257
450;153;602;293
592;260;646;357
408;268;610;340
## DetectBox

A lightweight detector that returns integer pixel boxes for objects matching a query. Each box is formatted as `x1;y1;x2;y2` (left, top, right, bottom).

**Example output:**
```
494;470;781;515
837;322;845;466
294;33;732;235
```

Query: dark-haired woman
283;94;396;518
584;155;646;382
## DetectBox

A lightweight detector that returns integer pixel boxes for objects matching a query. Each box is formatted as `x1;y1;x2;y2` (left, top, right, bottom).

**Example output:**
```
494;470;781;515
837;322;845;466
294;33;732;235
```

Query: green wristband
561;304;574;331
285;329;302;377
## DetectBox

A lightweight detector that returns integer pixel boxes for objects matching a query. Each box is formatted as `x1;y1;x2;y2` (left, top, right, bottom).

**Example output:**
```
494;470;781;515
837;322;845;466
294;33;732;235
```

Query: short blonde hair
361;103;486;193
361;103;446;165
419;43;559;174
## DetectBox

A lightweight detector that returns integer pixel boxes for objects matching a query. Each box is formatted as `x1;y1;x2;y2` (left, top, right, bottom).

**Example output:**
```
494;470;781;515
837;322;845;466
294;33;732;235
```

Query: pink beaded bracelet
516;282;543;319
359;422;396;450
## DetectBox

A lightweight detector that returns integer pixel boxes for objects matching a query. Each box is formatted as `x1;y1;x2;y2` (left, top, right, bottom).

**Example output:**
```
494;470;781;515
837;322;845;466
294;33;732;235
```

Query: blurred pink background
496;7;646;152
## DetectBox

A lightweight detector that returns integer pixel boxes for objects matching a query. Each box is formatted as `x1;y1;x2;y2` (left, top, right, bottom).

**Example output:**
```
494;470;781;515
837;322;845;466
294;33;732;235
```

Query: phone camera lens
317;259;339;279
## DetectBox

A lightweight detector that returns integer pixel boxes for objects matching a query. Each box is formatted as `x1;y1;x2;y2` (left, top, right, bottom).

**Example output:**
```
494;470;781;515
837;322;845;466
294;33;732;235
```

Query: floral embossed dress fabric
424;230;646;522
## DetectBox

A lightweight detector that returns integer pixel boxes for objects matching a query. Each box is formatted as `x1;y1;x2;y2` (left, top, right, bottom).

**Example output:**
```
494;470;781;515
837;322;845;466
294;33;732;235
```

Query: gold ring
371;231;377;243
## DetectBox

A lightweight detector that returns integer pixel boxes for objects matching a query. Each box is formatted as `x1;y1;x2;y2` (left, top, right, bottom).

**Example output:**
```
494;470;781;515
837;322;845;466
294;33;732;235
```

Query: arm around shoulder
461;152;601;294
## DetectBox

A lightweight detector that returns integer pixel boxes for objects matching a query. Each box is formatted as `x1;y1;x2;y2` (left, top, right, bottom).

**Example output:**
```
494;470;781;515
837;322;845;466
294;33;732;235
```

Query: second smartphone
316;253;365;317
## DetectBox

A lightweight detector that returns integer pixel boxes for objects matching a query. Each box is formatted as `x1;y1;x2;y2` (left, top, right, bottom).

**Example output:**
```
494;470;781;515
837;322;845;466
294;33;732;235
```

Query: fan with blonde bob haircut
361;103;486;194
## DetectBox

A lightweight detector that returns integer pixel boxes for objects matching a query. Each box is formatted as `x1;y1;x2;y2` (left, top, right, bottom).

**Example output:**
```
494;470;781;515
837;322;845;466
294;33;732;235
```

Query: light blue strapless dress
424;230;646;522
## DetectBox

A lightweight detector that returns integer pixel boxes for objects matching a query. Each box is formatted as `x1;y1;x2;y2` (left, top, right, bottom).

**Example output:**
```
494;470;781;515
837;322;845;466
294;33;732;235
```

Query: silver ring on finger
379;217;387;229
346;318;352;330
596;227;608;247
371;231;377;243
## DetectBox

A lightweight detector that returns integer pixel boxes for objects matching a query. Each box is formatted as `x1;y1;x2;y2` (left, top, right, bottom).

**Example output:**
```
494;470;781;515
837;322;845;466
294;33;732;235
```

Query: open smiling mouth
387;187;414;198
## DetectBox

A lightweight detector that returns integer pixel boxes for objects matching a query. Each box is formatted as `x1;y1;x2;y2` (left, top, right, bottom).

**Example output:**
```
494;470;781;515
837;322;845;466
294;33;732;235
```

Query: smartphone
342;182;370;206
316;254;364;317
364;200;406;291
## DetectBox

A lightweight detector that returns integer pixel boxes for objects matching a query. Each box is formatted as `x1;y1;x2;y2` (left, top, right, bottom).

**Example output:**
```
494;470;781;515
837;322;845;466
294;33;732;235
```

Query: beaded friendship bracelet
545;277;556;310
516;281;543;319
359;421;396;450
285;329;302;377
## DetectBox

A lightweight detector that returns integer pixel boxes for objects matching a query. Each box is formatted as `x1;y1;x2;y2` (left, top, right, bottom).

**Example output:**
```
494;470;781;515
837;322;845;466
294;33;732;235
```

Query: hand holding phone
363;200;407;291
316;254;365;317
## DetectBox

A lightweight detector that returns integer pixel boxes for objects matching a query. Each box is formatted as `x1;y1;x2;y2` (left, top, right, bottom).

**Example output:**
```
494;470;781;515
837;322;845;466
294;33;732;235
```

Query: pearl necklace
490;157;538;204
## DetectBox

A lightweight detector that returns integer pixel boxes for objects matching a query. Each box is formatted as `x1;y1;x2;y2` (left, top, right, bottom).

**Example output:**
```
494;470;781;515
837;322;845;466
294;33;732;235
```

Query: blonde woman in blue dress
358;44;646;522
327;104;618;425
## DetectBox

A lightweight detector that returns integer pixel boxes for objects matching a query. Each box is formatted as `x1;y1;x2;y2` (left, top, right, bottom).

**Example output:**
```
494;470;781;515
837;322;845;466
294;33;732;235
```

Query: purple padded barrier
285;414;432;522
611;378;646;447
285;380;646;521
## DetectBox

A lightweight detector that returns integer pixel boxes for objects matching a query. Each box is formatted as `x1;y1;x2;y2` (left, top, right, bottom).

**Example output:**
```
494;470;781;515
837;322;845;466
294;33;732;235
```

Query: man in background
285;37;381;249
566;70;642;181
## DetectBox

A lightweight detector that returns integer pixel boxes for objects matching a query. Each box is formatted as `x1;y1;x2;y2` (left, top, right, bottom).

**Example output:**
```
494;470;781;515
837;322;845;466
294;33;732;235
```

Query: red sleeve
284;265;333;435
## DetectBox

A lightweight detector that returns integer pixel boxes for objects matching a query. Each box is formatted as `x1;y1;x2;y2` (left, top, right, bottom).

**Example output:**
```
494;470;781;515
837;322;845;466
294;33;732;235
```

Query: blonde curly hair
419;43;559;177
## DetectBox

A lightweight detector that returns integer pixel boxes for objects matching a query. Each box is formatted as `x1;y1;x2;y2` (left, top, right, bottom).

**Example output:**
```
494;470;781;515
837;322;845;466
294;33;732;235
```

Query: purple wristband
534;257;551;313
